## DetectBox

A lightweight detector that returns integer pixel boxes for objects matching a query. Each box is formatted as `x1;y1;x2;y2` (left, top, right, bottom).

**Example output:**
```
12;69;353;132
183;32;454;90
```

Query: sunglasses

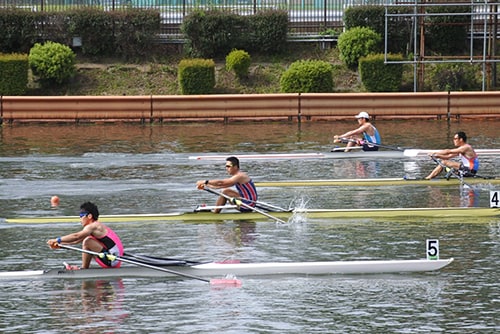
79;211;89;218
225;165;233;168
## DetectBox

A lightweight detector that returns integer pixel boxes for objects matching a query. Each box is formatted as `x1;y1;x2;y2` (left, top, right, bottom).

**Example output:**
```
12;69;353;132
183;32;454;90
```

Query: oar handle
202;187;287;224
429;156;471;188
336;138;405;152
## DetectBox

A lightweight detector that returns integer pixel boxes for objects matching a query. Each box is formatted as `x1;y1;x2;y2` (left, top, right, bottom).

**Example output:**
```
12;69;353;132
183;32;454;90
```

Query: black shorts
362;144;379;152
459;165;477;177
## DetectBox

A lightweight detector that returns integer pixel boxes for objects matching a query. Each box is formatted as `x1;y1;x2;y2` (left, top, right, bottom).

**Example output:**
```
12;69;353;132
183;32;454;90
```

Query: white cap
355;111;369;119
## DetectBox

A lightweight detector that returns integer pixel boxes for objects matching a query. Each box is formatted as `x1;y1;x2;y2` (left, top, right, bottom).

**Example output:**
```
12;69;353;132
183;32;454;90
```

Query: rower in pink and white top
47;201;124;269
197;156;258;213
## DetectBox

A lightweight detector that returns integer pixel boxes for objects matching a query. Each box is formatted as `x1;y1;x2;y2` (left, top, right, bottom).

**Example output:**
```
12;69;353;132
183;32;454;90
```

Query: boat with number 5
0;258;454;280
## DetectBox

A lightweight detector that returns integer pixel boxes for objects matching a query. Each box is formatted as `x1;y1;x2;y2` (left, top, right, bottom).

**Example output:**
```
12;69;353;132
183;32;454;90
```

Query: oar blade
403;149;422;157
209;277;243;288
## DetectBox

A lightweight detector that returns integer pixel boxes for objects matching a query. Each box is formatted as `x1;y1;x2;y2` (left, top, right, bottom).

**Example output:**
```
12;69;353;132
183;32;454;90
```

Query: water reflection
50;279;128;332
1;119;499;155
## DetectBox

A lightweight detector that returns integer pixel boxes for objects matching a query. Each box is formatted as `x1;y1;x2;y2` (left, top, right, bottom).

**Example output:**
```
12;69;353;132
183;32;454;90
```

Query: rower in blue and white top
333;111;382;152
197;156;258;213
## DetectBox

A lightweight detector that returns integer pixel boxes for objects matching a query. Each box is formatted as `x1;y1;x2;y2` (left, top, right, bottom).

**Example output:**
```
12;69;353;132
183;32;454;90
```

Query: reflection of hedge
0;8;160;59
182;9;288;57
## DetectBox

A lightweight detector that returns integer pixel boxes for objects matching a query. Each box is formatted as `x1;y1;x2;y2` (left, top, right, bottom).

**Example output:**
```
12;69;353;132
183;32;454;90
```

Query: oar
429;156;472;188
242;198;292;212
202;187;288;224
57;244;242;287
334;137;406;151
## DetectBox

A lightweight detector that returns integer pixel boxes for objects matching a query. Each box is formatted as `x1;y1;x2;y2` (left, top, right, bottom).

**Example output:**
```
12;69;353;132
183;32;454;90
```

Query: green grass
26;44;364;96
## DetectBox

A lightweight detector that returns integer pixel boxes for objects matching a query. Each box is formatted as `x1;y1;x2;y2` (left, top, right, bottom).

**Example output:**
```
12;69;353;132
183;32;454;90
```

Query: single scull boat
189;149;500;161
3;207;499;224
0;258;454;280
254;177;500;187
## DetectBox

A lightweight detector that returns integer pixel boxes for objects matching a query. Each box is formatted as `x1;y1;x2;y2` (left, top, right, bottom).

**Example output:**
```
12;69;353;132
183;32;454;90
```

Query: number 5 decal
427;239;439;260
490;191;499;208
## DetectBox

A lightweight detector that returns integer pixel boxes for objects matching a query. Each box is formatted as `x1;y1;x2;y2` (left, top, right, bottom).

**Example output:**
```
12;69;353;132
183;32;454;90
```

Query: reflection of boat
0;258;454;280
4;207;499;224
255;177;500;187
189;149;500;161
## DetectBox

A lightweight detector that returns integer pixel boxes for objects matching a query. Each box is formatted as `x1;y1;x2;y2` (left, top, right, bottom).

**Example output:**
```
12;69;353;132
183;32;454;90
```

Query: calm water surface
0;119;499;333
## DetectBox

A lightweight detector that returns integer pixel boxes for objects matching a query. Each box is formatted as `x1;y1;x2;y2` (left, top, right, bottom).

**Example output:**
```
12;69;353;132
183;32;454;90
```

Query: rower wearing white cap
333;111;382;152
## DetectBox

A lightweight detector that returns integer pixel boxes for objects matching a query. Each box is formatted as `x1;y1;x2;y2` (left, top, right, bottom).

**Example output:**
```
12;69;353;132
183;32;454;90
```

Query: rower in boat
333;111;382;152
425;131;479;180
196;156;258;213
47;202;124;270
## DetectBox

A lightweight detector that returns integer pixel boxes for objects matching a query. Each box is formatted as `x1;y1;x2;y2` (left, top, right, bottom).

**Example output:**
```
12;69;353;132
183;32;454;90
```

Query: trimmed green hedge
280;60;333;93
178;58;216;95
0;53;29;95
359;53;404;92
182;9;288;58
226;49;251;79
0;8;160;59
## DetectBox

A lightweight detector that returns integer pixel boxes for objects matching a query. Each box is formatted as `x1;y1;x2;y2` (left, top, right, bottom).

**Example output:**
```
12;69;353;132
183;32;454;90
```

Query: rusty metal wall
2;92;499;123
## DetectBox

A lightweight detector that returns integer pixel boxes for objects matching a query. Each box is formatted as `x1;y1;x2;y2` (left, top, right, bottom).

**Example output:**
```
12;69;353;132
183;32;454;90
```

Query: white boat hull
0;258;453;280
189;149;500;161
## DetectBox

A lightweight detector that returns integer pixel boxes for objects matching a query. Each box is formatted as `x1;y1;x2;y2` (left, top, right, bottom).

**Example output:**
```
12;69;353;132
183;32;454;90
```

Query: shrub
426;5;469;54
0;9;39;53
337;27;382;69
29;41;76;85
67;9;115;57
344;5;412;54
182;10;246;58
226;49;251;79
425;63;481;91
113;9;161;60
280;60;333;93
359;53;404;92
182;9;288;58
178;58;215;95
247;10;288;55
0;53;29;95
